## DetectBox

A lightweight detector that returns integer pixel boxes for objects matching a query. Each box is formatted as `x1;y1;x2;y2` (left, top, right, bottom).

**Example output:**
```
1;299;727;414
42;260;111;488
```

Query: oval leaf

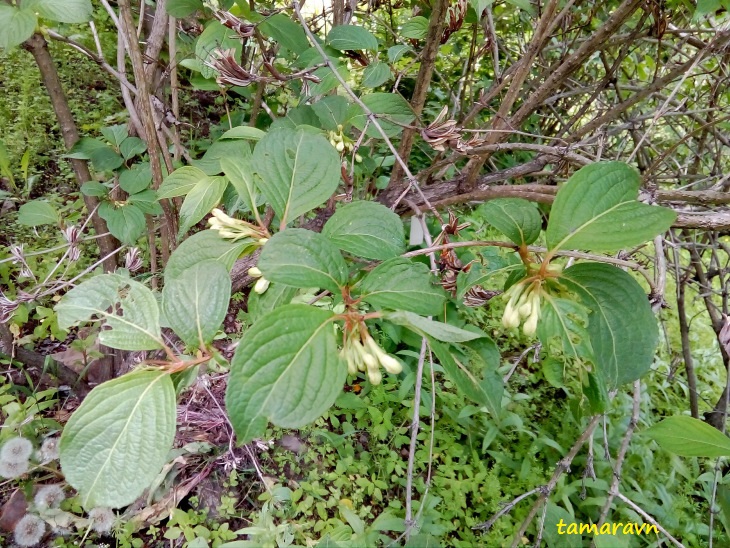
225;305;346;443
59;370;176;508
98;202;146;245
177;176;228;239
322;201;405;260
326;25;378;51
162;260;231;347
23;0;92;23
362;61;392;88
359;258;447;316
385;311;484;343
546;162;676;253
401;17;429;39
258;229;348;292
17;200;59;227
220;126;267;141
252;128;340;226
646;416;730;458
166;0;203;17
561;262;658;387
158;166;207;200
351;93;415;138
165;230;251;282
478;198;542;246
220;156;258;215
56;274;163;351
0;6;36;49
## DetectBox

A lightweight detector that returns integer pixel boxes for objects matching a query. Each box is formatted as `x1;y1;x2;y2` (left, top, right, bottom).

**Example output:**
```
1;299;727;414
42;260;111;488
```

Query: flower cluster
328;126;362;162
501;281;543;336
341;327;402;385
208;208;268;244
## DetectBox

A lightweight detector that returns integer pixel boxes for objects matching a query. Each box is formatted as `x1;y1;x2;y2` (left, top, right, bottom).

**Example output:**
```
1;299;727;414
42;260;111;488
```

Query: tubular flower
340;327;402;385
208;209;268;244
501;281;542;336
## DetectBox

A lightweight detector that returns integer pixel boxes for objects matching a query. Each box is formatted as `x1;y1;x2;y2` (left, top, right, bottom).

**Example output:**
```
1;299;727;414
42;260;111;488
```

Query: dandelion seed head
13;514;46;547
34;484;65;510
0;437;33;464
88;507;115;534
0;457;30;479
39;437;60;463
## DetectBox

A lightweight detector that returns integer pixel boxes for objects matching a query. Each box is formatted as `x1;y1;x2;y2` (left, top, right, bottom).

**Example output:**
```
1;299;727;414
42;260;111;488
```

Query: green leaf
166;0;203;17
252;128;340;225
177;176;228;238
64;137;106;159
220;155;258;215
351;93;415;138
311;96;351;131
128;189;163;215
455;252;521;299
119;162;152;194
259;13;309;54
430;340;502;416
89;145;124;172
192;139;251;175
387;45;411;63
401;17;429;39
120;136;147;160
362;61;392;88
225;305;346;443
562;263;658;387
535;294;593;362
258;229;348;292
584;370;609;414
158;166;207;200
322;201;405;260
542;504;582;548
99;202;146;244
546;162;676;253
359;258;446;316
646;416;730;458
0;7;36;50
385;311;484;343
17;200;58;226
695;0;723;18
196;21;243;79
56;274;163;350
81;181;108;197
248;283;298;323
23;0;92;23
100;124;128;147
165;230;251;282
478;198;542;246
308;64;350;96
59;370;176;509
162;260;231;347
326;25;378;51
220;126;267;141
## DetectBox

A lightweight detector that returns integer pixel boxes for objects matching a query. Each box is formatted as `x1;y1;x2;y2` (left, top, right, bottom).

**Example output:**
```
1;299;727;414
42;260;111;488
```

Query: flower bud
248;267;262;277
523;311;539;336
336;141;345;152
355;153;362;163
254;277;270;294
367;368;382;385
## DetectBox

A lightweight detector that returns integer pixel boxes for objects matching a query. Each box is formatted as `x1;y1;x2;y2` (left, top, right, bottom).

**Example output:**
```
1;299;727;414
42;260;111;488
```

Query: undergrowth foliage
55;155;674;508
